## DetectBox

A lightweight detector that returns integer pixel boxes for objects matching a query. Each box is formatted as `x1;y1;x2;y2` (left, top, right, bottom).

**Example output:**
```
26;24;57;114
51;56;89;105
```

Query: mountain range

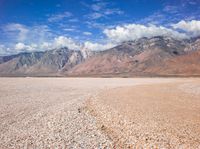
0;36;200;77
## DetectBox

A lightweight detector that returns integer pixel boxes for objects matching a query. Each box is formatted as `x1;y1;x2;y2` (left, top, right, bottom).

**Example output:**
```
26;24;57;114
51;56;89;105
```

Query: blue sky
0;0;200;55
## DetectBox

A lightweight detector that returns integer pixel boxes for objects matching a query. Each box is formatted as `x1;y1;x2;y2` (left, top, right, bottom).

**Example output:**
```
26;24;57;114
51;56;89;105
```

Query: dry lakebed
0;78;200;148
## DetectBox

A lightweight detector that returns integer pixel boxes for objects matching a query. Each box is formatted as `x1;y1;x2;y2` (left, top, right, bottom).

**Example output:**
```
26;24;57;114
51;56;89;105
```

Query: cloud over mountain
83;41;115;51
54;36;80;50
172;20;200;37
1;20;200;55
0;0;199;55
103;24;188;43
15;43;37;51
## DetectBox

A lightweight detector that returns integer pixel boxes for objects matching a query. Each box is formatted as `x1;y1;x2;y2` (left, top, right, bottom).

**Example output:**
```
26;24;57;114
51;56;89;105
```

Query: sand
0;78;200;148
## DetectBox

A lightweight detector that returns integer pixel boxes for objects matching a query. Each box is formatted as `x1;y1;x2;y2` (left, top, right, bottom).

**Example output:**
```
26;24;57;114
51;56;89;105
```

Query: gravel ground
86;79;200;148
0;77;198;148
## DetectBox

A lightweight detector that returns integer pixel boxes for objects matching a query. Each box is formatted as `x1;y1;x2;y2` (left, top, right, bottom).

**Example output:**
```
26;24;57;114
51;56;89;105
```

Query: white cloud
172;20;200;37
83;32;92;36
103;24;188;43
3;20;200;55
38;36;113;51
48;12;72;22
40;36;115;51
83;41;115;51
0;44;10;55
63;28;76;31
15;43;26;50
40;42;52;50
3;23;52;44
15;42;37;51
4;23;29;42
53;36;80;50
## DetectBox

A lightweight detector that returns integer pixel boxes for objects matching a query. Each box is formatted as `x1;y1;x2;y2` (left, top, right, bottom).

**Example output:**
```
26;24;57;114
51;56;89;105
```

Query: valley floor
0;78;200;148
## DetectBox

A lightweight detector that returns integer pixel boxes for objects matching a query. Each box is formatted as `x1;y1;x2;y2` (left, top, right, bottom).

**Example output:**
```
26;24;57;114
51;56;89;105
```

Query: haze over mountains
0;36;200;77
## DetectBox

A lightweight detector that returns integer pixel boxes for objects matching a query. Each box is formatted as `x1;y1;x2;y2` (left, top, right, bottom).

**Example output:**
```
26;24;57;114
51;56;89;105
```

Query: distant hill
0;36;200;77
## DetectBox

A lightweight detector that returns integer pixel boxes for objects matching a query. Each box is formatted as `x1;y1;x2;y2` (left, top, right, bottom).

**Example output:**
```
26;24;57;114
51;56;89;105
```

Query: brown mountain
0;36;200;77
145;49;200;76
67;36;192;76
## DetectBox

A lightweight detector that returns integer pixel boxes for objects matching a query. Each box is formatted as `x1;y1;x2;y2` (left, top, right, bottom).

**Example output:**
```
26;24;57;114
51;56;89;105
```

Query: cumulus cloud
53;36;80;50
7;36;96;55
37;36;114;51
3;20;200;55
39;36;115;51
10;36;81;53
103;24;188;43
83;41;115;51
15;43;26;50
15;43;37;51
172;20;200;37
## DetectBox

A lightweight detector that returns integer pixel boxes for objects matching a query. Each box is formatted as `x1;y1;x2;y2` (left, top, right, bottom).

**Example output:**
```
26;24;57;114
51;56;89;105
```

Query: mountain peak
0;36;200;76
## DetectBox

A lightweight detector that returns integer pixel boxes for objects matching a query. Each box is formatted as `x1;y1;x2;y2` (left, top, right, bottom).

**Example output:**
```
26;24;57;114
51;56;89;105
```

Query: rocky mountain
0;54;21;64
0;47;93;76
0;36;200;77
67;36;197;76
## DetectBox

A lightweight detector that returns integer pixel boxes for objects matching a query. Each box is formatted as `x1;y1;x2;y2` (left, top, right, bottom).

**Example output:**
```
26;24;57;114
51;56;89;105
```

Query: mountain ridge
0;36;200;77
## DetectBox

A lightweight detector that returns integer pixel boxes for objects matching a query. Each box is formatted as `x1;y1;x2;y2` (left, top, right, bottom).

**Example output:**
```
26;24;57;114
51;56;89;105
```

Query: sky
0;0;200;55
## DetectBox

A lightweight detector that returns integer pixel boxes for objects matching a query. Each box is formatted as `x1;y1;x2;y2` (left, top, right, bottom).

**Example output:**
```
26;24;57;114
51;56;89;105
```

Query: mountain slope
67;36;188;76
0;36;200;77
145;49;200;76
0;48;92;76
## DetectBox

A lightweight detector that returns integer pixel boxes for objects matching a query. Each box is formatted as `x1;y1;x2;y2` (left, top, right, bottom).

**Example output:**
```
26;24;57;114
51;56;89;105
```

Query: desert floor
0;78;200;148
